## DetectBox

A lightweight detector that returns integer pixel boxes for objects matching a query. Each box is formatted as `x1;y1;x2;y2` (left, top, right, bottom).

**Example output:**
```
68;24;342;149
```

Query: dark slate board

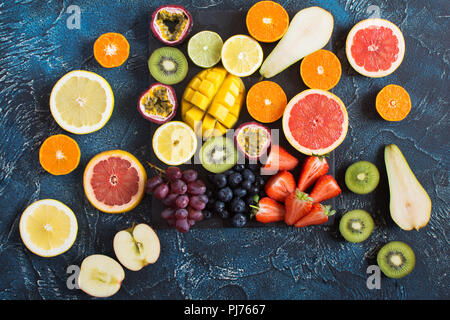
148;10;336;229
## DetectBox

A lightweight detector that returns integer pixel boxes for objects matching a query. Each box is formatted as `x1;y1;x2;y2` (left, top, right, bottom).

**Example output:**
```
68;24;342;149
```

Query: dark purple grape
188;207;204;221
146;176;164;194
182;169;198;183
161;207;175;220
162;193;178;208
189;196;206;210
166;167;182;181
187;180;206;195
175;208;188;219
170;179;188;194
175;194;189;208
153;183;169;200
167;217;176;227
176;218;190;233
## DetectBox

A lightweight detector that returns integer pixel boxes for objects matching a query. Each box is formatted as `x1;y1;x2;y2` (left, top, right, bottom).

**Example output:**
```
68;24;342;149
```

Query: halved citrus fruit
221;35;263;77
246;1;289;43
94;32;130;68
346;18;405;78
300;49;342;91
282;89;348;155
39;134;81;175
376;84;411;121
246;81;287;123
83;150;147;214
152;121;197;166
50;70;114;134
19;199;78;257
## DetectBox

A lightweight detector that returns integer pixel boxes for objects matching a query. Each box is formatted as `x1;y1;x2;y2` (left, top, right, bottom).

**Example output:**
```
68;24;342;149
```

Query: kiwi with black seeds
345;161;380;194
377;241;415;279
148;47;188;85
339;209;374;243
200;136;237;173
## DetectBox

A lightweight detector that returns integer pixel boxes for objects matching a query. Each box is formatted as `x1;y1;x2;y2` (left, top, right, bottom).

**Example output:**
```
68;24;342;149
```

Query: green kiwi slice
148;47;188;85
339;209;374;243
200;136;237;173
345;161;380;194
377;241;415;278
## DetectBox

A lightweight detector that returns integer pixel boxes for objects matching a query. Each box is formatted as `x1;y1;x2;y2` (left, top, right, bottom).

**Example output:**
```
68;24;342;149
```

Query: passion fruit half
151;5;193;46
234;122;271;161
138;83;177;124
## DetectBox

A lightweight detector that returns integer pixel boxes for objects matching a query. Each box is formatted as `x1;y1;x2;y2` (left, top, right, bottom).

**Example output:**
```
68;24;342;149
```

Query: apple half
113;223;161;271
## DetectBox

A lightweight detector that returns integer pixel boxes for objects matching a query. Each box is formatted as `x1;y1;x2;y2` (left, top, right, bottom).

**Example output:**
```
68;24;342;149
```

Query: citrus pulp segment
188;31;223;68
152;121;197;166
346;18;405;78
39;134;81;175
376;84;411;121
221;35;263;77
246;81;287;123
50;70;114;134
83;150;147;214
282;89;348;155
94;32;130;68
19;199;78;257
246;1;289;43
300;49;342;91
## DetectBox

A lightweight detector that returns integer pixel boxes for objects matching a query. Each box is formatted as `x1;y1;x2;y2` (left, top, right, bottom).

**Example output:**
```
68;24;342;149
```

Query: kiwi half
345;161;380;194
148;47;188;85
339;209;374;243
200;136;237;173
377;241;415;278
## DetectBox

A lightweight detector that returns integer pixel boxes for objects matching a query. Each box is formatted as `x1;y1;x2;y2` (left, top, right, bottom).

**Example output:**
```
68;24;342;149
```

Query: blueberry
245;195;257;206
213;173;227;188
224;169;235;176
256;176;265;187
234;164;245;172
203;210;213;220
230;198;246;213
241;180;253;191
248;185;260;195
231;213;247;228
228;172;243;188
233;188;247;198
248;163;260;173
219;210;230;219
242;169;256;183
217;187;233;202
206;190;213;198
213;201;226;213
206;198;215;210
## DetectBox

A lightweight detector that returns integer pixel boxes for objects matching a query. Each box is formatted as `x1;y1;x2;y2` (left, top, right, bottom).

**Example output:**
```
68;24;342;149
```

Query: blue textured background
0;0;449;300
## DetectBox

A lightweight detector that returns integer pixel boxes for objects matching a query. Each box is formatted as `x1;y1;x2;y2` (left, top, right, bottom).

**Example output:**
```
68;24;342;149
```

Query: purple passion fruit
138;83;177;124
151;5;193;46
234;122;271;161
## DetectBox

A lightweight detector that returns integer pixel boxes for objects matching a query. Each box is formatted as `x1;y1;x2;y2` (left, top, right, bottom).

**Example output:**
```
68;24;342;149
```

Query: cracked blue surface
0;0;449;300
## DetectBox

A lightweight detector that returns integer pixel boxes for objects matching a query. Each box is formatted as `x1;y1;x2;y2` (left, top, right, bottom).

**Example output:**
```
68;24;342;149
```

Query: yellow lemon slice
221;35;263;77
19;199;78;257
152;121;197;165
50;70;114;134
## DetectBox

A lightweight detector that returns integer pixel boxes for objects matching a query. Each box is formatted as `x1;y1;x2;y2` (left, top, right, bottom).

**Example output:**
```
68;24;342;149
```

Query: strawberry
284;189;313;225
250;197;285;223
262;145;299;173
294;203;336;228
264;170;296;202
309;175;341;203
297;155;329;191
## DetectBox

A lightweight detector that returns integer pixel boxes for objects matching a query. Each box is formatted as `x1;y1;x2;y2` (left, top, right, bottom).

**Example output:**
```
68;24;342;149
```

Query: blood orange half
83;150;147;214
282;89;348;155
346;18;405;78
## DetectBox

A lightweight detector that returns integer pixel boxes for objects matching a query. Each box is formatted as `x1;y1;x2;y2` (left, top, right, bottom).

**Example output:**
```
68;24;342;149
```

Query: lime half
188;31;223;68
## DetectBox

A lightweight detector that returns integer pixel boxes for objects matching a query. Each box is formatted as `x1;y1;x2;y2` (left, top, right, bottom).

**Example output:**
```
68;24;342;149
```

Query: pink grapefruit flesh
84;150;147;213
346;18;405;78
282;89;348;155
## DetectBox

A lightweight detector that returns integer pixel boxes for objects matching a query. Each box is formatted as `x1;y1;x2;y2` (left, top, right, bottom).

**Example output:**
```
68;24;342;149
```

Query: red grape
170;179;188;194
189;196;206;210
162;193;178;208
182;169;198;183
176;218;190;233
161;207;175;220
188;207;204;221
175;194;189;208
175;208;188;219
146;175;163;194
166;167;182;181
198;194;209;204
153;183;169;200
187;180;206;195
188;219;196;227
166;217;176;227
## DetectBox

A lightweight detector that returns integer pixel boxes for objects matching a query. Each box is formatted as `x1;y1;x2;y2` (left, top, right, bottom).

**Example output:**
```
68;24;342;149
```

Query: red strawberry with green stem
297;155;329;191
309;175;341;203
264;170;296;202
250;196;285;223
262;145;299;173
284;189;313;225
294;203;336;228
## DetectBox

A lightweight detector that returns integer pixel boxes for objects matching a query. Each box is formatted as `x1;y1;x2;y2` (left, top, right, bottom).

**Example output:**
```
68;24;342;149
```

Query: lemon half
221;35;263;77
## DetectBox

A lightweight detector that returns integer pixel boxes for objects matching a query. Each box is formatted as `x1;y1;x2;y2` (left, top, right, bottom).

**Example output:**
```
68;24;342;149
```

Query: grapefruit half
346;18;405;78
83;150;147;213
282;89;348;155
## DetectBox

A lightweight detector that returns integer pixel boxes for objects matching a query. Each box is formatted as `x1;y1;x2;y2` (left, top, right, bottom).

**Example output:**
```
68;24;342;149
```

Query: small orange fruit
300;49;342;91
93;32;130;68
39;134;81;175
376;84;411;121
246;81;287;123
246;1;289;43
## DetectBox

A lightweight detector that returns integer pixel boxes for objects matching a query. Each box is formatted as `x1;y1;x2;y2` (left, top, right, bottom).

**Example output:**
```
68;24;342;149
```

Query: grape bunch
146;166;208;233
